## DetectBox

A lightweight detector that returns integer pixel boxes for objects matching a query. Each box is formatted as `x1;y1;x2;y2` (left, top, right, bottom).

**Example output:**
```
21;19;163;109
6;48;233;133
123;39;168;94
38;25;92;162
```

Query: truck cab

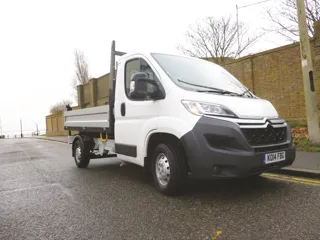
64;41;296;196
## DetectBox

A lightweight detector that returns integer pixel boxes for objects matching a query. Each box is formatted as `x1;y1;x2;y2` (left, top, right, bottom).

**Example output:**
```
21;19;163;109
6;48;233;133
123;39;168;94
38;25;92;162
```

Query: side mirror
129;72;160;100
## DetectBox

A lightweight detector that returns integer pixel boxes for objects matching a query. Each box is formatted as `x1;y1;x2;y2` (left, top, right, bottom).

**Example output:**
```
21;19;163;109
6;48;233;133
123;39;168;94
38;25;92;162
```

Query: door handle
121;103;126;116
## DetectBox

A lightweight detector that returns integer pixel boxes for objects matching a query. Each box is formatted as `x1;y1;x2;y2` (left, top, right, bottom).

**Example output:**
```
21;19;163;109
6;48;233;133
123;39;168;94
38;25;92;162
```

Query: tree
265;0;320;42
72;49;90;101
49;100;73;114
177;15;261;63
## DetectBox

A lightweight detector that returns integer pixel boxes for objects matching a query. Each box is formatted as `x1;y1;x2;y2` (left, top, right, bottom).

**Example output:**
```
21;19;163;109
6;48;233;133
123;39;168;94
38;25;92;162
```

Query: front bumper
180;116;296;179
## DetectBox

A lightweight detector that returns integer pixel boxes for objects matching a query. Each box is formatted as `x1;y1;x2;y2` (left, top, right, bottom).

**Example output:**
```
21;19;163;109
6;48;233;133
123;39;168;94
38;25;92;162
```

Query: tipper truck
64;40;296;195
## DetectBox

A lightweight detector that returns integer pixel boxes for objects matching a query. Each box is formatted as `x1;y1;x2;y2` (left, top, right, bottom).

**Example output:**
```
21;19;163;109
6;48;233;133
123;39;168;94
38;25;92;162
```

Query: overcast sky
0;0;286;135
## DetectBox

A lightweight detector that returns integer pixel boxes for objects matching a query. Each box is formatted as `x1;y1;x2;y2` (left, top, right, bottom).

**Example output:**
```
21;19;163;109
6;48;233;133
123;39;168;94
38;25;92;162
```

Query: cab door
114;55;161;166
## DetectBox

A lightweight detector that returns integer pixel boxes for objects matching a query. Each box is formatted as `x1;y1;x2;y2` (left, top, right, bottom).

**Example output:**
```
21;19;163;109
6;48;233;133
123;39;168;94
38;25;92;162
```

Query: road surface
1;139;320;240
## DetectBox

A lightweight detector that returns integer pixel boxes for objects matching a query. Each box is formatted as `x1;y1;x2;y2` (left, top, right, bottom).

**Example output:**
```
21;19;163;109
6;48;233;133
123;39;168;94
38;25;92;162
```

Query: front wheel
151;143;188;196
73;139;90;168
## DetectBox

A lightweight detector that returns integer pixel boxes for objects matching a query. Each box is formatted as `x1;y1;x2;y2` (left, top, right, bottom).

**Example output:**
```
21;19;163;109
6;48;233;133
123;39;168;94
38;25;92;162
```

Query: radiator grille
241;125;286;146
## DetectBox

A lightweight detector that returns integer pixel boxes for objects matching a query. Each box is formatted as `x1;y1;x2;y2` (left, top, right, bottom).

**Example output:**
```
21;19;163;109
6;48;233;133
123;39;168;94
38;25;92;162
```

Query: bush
291;127;320;152
50;100;73;114
287;120;307;128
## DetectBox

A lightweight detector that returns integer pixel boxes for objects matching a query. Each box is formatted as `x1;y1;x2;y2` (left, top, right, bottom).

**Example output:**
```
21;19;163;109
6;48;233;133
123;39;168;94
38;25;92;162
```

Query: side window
141;59;158;94
125;58;158;100
125;59;140;96
141;59;157;80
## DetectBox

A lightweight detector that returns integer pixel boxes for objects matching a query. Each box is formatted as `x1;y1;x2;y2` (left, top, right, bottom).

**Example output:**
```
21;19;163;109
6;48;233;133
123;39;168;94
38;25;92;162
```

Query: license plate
264;151;286;164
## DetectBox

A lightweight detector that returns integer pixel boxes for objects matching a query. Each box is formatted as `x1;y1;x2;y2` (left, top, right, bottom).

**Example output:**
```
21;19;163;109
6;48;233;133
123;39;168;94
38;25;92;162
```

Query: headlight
181;100;236;117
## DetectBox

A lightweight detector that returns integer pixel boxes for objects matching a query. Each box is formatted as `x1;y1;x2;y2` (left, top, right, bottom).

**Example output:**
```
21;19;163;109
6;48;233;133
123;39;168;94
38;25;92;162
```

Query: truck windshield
151;53;249;96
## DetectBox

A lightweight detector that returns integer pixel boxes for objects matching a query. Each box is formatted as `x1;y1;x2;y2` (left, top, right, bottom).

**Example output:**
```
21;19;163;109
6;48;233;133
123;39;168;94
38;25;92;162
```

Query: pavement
31;135;68;143
278;151;320;178
1;138;320;239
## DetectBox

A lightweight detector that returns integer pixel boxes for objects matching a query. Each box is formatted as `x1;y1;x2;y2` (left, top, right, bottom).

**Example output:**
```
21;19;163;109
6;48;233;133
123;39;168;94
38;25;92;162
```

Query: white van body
64;43;296;195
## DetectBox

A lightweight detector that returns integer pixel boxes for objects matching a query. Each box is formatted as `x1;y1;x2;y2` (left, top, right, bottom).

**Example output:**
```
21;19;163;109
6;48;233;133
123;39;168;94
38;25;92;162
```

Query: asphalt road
1;139;320;240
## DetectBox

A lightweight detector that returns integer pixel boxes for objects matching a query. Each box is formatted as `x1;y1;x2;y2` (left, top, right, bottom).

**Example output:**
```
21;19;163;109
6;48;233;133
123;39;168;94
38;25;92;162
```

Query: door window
124;58;158;100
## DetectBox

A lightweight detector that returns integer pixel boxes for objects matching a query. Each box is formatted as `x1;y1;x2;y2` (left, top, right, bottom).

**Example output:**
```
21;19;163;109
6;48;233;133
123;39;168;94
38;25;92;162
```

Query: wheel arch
71;134;94;157
144;132;190;173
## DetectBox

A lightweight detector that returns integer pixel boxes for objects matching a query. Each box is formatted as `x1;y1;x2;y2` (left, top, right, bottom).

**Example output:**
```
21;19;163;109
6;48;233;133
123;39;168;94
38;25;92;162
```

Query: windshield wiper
240;89;250;96
239;88;254;97
177;79;242;96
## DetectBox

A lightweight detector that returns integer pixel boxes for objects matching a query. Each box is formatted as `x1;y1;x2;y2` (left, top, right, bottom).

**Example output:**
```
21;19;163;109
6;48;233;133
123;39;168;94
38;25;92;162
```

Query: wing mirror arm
129;72;163;100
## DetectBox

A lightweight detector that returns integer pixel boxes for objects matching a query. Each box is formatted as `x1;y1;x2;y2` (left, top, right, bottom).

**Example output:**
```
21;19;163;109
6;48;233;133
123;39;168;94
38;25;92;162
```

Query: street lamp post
35;123;39;136
20;118;23;138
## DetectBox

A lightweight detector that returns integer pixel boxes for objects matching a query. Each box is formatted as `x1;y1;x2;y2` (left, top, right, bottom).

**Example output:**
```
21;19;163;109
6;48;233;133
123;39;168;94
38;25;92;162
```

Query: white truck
64;40;296;195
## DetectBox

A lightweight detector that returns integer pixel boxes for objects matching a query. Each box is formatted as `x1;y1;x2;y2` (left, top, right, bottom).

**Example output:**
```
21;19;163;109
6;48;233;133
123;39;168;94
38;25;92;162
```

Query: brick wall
77;73;110;108
222;40;320;120
45;107;80;137
46;112;67;136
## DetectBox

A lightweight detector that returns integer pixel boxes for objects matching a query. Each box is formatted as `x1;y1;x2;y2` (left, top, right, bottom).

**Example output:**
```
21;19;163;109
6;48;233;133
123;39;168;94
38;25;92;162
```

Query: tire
73;138;90;168
151;143;188;196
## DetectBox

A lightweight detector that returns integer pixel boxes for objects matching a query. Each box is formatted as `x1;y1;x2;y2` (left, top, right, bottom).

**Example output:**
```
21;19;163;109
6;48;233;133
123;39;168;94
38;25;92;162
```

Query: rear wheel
151;143;188;195
73;138;90;168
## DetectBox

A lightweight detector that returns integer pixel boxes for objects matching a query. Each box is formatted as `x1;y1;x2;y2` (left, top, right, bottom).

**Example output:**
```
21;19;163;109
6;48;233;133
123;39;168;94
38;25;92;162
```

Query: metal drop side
64;105;110;132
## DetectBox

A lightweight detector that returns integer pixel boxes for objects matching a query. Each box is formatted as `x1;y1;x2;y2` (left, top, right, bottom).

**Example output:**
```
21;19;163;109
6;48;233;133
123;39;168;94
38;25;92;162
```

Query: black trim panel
115;143;137;157
180;116;296;179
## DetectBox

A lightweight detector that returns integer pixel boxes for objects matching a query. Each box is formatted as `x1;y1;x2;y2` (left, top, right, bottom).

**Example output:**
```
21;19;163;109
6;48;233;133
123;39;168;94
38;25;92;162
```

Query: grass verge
292;127;320;152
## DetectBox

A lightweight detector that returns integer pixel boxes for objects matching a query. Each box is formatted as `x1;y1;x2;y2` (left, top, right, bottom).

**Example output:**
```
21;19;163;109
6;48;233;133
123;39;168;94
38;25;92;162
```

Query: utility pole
20;118;23;138
296;0;320;144
236;4;240;52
